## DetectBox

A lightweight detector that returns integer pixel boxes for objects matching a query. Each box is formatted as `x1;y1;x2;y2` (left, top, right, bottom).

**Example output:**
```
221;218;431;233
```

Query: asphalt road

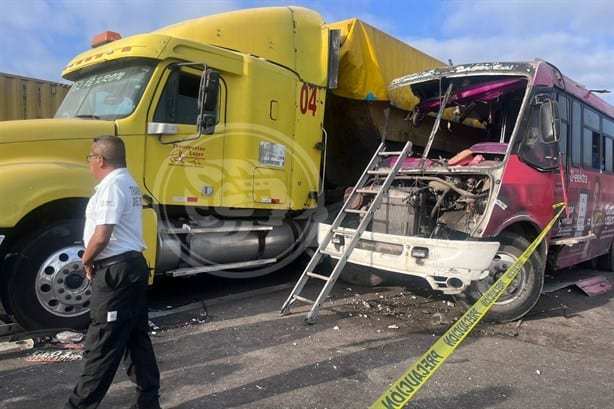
0;263;613;409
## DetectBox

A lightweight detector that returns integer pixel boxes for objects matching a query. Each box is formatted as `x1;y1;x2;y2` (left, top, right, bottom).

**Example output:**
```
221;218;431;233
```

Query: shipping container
0;72;70;121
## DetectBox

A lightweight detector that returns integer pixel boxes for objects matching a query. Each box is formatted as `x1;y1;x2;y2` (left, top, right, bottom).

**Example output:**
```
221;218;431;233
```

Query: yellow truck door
143;66;226;208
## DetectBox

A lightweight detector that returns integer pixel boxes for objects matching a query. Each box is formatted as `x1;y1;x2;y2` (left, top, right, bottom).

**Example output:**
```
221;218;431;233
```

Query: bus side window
582;107;602;171
594;132;603;171
571;100;582;167
583;129;601;170
556;93;569;157
604;118;614;172
605;136;613;172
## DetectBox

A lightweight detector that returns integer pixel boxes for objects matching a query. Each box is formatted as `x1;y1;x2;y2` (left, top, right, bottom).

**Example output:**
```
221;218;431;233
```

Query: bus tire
456;232;545;322
6;219;91;330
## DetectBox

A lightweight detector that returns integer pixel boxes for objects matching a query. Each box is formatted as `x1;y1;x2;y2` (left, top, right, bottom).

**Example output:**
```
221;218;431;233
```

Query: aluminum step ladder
280;139;413;324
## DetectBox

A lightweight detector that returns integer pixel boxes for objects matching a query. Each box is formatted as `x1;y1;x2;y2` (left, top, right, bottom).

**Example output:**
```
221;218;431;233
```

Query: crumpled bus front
318;222;500;293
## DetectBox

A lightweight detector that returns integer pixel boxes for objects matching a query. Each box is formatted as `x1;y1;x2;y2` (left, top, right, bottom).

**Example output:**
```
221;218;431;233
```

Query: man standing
66;135;160;409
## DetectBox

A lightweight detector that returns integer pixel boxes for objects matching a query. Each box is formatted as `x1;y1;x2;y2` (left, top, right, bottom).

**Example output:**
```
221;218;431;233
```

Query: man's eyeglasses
86;153;104;162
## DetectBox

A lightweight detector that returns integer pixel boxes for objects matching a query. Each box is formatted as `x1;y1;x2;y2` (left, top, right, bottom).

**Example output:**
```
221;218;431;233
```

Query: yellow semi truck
0;6;444;330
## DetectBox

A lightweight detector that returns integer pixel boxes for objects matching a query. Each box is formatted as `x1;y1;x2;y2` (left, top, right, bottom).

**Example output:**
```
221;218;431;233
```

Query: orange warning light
91;31;121;48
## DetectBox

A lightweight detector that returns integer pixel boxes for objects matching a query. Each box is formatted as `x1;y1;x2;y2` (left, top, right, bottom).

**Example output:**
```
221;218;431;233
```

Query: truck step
167;258;277;278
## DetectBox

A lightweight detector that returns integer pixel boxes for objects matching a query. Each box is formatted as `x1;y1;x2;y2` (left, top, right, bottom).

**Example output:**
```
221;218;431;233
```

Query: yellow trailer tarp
326;18;445;107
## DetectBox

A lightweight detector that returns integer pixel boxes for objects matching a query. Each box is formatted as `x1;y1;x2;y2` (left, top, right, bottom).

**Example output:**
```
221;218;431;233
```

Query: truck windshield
55;62;154;120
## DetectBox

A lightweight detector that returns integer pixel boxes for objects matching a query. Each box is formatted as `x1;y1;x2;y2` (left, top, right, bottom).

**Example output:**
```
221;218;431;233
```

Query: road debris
25;348;83;362
543;271;613;296
22;330;85;362
54;330;84;344
0;338;34;354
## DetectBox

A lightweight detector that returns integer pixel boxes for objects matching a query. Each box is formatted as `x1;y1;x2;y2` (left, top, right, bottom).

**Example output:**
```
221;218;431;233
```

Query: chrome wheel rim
35;245;91;318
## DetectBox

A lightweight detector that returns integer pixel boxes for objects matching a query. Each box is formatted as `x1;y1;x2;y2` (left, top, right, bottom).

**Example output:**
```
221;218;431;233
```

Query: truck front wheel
457;232;545;322
6;219;91;330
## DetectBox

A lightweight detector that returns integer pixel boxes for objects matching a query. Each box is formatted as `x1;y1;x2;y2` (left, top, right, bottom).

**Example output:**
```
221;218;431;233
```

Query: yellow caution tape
370;203;566;409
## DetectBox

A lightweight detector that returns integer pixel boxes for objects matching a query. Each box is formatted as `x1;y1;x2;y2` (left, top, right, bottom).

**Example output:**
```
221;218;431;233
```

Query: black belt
93;251;142;270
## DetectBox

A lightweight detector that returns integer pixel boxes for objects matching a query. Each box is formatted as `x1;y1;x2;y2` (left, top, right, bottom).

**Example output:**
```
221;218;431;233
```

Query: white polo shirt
83;168;146;260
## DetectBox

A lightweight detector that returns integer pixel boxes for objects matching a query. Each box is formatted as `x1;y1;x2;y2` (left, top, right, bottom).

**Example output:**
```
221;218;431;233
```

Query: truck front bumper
318;223;500;294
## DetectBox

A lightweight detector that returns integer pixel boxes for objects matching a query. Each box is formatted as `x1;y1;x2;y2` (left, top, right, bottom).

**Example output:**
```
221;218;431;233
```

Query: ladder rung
293;295;315;305
378;151;404;156
306;271;331;281
344;208;366;215
320;248;341;256
367;169;390;175
356;187;380;194
331;228;355;238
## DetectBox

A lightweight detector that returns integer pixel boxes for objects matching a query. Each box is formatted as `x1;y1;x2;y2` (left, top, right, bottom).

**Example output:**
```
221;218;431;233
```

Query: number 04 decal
299;84;318;116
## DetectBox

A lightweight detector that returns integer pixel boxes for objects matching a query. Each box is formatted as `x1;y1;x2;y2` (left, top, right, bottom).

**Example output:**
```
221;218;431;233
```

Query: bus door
517;93;561;212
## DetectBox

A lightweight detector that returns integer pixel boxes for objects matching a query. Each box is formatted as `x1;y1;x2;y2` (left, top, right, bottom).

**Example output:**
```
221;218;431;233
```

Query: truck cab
0;7;333;330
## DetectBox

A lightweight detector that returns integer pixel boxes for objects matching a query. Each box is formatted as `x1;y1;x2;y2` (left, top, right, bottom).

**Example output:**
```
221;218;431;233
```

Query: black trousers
65;253;160;409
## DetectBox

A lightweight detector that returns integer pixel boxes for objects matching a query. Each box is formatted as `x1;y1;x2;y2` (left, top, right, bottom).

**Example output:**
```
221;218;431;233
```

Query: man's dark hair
93;135;127;168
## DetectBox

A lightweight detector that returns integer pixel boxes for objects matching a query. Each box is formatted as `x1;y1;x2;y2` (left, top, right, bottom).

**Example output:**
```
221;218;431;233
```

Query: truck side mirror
197;69;220;135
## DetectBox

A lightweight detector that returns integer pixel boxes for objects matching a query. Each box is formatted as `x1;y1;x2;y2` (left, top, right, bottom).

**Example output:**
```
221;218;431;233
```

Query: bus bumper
318;223;501;294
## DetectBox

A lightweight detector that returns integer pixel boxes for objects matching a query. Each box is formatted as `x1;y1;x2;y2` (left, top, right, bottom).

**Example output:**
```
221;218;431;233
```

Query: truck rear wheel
6;219;91;330
457;232;544;322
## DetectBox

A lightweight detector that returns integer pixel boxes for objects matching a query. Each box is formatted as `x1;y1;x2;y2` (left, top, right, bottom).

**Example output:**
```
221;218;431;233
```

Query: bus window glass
571;100;582;166
559;121;568;157
557;94;568;156
584;108;599;129
582;128;593;168
583;129;602;170
518;100;559;170
557;94;568;120
593;132;605;171
605;137;613;172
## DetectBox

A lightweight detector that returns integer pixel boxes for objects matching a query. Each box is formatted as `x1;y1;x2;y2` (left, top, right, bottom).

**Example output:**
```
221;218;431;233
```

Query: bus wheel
6;219;91;330
457;232;545;322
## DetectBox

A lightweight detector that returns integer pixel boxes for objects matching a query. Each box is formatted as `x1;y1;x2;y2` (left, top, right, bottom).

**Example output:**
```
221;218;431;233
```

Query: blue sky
1;0;613;104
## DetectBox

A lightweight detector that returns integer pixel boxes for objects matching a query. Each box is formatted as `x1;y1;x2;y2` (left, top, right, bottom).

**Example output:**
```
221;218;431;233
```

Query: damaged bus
320;60;614;321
